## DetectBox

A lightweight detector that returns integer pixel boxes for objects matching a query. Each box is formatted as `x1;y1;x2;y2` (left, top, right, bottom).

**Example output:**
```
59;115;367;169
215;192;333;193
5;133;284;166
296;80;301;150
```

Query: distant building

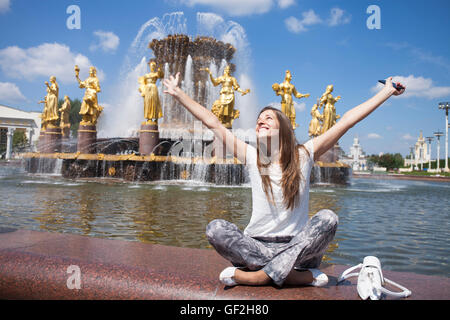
341;136;367;171
0;104;41;159
404;131;429;169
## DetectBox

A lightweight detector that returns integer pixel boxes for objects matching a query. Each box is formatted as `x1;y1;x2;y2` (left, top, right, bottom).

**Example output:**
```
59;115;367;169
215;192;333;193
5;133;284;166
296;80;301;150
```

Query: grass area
400;171;450;177
354;170;450;177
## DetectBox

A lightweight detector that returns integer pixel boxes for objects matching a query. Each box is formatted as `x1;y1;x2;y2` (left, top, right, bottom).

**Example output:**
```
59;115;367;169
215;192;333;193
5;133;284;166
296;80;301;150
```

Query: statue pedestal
77;124;97;154
61;126;71;139
139;123;159;155
43;127;62;153
38;130;46;153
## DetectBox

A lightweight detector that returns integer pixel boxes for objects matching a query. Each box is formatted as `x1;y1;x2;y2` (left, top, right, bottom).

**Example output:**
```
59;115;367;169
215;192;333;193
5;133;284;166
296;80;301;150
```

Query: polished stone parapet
0;228;448;300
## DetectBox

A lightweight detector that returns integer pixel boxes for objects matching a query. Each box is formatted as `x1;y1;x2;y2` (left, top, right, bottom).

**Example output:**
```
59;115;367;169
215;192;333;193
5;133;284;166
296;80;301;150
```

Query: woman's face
256;110;279;138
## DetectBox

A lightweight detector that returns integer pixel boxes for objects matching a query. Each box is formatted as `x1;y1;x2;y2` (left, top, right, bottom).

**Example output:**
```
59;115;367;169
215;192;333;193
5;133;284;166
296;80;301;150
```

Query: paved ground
0;228;448;300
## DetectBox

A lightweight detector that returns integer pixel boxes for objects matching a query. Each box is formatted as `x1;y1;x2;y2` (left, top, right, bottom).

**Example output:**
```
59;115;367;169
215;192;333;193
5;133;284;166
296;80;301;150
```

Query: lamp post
438;102;449;172
434;131;443;172
426;136;434;170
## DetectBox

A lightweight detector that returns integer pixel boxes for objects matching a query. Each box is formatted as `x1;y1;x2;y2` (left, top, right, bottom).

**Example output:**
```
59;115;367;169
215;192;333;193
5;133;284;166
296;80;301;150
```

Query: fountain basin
23;152;248;185
311;161;351;185
23;152;350;185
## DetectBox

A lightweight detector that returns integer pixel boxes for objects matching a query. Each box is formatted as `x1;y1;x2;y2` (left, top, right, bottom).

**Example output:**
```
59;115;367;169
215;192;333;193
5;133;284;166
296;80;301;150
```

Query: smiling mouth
257;127;271;136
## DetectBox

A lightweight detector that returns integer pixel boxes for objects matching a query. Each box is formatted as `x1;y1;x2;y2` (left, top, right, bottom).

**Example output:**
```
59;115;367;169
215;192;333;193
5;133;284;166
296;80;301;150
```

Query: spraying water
98;12;258;139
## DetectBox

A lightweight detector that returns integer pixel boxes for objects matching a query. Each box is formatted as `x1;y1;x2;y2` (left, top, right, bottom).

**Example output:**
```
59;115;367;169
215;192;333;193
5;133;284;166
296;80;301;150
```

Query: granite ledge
0;229;448;300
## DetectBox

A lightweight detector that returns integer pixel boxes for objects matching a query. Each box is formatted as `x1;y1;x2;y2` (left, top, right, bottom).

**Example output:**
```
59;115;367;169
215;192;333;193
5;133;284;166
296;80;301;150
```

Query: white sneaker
219;267;238;287
308;268;328;287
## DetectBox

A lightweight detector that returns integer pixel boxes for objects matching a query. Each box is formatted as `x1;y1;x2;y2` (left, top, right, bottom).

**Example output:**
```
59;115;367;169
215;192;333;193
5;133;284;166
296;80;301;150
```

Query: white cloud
284;10;322;34
327;7;351;26
277;0;295;9
386;42;450;73
179;0;273;16
371;75;450;99
285;7;350;34
368;133;382;139
90;31;120;53
0;0;10;13
402;134;415;141
294;101;306;112
0;82;27;103
284;16;307;33
301;9;322;26
0;43;104;83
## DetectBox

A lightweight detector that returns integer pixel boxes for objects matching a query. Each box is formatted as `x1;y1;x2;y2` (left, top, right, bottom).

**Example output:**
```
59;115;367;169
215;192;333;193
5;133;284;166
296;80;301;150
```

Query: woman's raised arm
163;73;248;163
312;77;405;161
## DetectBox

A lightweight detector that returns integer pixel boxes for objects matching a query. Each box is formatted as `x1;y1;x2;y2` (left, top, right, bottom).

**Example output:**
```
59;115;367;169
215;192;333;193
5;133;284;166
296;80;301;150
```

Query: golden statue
319;85;341;134
59;95;71;137
308;100;323;137
272;70;310;129
138;61;164;125
75;65;103;126
44;76;59;128
38;97;48;130
202;65;250;129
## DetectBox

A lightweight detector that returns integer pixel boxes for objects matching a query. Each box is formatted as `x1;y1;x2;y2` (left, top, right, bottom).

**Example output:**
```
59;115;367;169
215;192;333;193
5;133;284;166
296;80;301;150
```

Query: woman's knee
206;219;230;244
317;209;338;225
311;209;339;234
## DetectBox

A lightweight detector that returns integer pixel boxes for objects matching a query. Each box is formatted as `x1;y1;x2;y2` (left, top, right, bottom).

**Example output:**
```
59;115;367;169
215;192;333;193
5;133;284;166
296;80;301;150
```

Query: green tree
56;97;82;138
368;153;404;170
12;130;28;150
68;98;82;137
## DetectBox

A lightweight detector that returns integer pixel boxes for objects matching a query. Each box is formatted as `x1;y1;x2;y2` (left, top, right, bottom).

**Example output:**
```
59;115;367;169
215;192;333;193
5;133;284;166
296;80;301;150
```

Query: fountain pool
0;163;448;279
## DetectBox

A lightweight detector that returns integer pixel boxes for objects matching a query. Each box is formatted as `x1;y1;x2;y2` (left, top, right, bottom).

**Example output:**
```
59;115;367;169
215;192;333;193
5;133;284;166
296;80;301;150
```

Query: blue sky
0;0;449;156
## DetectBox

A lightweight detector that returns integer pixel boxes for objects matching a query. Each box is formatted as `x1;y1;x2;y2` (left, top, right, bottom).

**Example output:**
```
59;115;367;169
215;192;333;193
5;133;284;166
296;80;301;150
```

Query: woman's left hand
385;76;406;96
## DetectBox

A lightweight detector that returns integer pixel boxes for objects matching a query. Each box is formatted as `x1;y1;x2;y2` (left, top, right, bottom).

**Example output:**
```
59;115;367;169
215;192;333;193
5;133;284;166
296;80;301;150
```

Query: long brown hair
256;106;309;211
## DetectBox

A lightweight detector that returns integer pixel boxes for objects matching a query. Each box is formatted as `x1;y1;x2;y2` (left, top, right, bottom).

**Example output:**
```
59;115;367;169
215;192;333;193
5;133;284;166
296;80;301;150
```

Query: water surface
0;165;448;278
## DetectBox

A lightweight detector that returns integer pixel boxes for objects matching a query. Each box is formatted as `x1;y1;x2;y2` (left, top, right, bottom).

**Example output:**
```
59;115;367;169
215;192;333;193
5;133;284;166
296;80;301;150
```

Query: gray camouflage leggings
206;209;338;286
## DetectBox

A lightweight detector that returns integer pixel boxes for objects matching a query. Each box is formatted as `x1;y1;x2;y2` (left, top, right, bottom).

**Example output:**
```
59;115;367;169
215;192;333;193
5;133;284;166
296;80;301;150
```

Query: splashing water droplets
98;12;257;139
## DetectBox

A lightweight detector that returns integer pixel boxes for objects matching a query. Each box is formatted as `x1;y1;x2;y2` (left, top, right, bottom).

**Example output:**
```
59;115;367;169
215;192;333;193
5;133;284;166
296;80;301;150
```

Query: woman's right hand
163;72;181;96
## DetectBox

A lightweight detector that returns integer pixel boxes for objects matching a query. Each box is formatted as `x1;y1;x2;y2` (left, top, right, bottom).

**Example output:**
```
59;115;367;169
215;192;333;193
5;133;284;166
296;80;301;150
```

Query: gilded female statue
319;85;341;134
139;61;164;124
308;101;323;137
44;76;59;127
272;70;310;129
38;97;48;130
75;65;103;126
59;95;71;136
202;65;250;129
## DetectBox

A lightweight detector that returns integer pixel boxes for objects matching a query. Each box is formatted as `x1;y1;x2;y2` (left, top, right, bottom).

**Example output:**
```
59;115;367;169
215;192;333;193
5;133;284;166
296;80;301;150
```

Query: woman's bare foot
284;269;314;286
233;269;271;286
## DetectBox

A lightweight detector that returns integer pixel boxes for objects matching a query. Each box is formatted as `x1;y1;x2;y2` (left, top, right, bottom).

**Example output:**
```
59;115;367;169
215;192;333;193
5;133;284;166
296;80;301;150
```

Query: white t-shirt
243;139;315;238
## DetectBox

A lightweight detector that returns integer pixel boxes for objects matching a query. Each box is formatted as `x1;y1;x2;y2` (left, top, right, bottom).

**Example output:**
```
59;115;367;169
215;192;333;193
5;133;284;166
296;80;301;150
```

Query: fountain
24;32;254;185
23;12;349;186
308;84;350;184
